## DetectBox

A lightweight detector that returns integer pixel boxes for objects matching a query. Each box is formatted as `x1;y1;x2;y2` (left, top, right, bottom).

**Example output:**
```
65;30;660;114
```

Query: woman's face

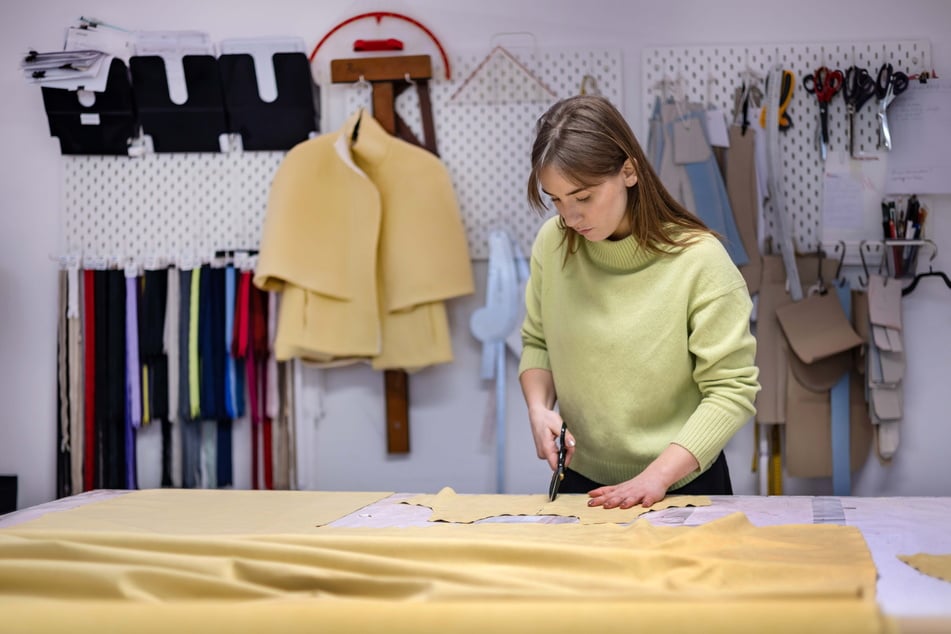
538;161;637;241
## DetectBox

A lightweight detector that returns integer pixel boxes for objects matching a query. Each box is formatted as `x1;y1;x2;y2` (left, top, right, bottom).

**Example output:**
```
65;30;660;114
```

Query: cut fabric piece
404;486;710;524
898;553;951;584
9;489;394;533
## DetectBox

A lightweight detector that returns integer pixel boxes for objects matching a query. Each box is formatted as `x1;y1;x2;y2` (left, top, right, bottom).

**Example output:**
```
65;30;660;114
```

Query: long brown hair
527;95;710;257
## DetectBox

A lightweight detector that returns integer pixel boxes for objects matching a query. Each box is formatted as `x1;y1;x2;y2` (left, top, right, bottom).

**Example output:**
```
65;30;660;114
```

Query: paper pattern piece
404;486;711;524
898;553;951;584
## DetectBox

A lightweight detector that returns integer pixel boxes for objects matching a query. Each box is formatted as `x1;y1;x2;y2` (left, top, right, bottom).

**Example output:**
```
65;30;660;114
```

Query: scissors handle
844;66;876;111
805;67;843;102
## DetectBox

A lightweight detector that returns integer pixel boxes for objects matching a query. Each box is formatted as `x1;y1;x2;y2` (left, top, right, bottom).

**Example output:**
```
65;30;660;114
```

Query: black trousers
560;451;733;495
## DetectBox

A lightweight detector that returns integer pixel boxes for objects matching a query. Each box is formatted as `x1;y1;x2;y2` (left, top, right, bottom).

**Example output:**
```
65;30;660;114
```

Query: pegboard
643;39;931;255
61;47;622;262
343;47;623;258
62;152;284;262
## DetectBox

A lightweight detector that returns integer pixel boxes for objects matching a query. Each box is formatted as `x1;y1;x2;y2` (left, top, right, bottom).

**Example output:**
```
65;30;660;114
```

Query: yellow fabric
0;512;885;632
253;112;474;369
405;486;710;524
8;489;393;533
0;485;889;634
0;513;876;599
898;553;951;583
0;599;893;634
141;365;150;424
188;267;200;419
0;597;892;634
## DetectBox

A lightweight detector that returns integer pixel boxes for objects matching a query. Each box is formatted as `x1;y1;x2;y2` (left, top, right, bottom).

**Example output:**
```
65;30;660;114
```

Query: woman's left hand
586;472;669;509
585;443;700;509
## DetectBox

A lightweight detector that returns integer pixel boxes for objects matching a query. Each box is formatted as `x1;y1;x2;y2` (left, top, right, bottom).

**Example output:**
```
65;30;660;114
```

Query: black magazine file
218;52;318;150
40;58;136;155
129;55;228;152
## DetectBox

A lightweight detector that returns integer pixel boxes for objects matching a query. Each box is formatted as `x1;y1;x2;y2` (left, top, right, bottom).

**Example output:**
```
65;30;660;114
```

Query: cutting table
1;490;948;633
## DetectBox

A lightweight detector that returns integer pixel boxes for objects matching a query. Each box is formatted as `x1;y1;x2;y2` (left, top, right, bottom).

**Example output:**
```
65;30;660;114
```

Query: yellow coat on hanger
254;111;474;370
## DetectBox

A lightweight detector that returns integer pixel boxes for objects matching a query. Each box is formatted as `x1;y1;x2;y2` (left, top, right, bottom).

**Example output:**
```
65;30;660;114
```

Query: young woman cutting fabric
520;95;760;509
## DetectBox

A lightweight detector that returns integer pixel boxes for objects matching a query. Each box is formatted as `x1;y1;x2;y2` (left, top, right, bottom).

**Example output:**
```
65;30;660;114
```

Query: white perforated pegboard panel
343;47;622;258
643;40;930;254
63;152;284;262
62;49;620;261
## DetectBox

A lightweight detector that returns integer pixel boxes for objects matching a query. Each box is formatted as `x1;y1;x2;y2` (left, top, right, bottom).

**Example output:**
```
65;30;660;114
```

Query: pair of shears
548;422;567;501
842;66;878;157
875;63;909;151
803;66;844;161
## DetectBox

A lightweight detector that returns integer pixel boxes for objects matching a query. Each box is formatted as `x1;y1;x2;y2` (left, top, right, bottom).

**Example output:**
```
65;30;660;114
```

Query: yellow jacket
254;111;474;369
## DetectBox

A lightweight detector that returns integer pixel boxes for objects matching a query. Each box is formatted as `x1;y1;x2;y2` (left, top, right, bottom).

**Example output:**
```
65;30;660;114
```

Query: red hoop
310;11;451;80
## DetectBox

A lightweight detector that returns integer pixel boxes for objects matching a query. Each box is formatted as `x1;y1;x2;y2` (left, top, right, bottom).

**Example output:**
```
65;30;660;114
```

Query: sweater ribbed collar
581;233;657;272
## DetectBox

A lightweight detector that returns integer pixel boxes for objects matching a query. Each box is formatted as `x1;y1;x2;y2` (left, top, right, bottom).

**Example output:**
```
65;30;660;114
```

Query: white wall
2;0;950;509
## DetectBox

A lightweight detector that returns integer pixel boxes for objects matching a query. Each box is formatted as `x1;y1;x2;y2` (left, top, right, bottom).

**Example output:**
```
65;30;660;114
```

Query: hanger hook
834;240;847;282
858;239;872;287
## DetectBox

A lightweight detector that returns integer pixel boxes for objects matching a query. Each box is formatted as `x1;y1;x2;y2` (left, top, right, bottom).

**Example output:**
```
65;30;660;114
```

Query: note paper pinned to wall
822;155;888;244
884;80;951;194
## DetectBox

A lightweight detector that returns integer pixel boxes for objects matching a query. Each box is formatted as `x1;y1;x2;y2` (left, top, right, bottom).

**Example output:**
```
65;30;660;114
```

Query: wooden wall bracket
330;55;433;454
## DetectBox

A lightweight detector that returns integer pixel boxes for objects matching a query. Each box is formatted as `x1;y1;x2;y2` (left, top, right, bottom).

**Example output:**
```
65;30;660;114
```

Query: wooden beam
330;55;432;83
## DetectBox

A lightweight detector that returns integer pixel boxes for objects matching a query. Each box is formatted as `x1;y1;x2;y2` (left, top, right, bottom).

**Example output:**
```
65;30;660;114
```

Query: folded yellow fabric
405;486;710;523
0;512;875;602
898;553;951;583
5;489;393;533
0;598;893;634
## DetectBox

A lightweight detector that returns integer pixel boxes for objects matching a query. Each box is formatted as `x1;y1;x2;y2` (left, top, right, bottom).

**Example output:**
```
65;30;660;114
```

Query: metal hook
833;240;847;282
858;239;875;287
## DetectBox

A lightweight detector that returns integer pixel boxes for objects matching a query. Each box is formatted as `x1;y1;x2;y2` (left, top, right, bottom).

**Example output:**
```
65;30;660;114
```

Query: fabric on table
0;513;878;619
899;554;951;584
405;486;710;524
0;598;892;634
7;489;393;533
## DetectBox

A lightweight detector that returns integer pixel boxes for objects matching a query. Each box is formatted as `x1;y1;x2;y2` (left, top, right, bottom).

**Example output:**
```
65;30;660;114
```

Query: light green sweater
519;217;760;489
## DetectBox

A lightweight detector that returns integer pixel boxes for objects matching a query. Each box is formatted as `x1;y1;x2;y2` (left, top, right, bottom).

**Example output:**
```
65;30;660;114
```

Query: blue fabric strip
831;282;852;496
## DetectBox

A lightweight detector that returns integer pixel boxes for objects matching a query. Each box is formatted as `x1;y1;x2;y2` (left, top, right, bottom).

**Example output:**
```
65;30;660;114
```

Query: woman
520;95;760;509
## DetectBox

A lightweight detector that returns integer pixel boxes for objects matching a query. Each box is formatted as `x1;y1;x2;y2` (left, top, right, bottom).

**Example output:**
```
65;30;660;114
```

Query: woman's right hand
528;406;575;471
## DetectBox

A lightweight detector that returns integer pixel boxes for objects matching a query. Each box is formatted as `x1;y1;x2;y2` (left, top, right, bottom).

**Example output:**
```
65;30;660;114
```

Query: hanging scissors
875;63;909;151
803;66;844;161
842;66;877;157
548;422;567;501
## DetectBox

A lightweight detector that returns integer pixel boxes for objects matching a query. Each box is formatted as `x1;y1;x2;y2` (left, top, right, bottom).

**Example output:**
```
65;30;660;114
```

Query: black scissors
548;422;567;501
842;66;877;157
875;63;909;150
803;66;844;161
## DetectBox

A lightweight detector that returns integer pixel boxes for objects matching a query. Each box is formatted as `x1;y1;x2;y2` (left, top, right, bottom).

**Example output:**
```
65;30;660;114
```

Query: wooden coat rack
330;54;433;455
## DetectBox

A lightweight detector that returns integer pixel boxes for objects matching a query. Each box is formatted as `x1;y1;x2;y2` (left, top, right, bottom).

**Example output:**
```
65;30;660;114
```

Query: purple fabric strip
125;274;141;488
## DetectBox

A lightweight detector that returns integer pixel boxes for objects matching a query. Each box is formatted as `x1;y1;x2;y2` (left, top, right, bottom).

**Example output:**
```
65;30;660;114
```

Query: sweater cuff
518;346;551;375
673;401;750;472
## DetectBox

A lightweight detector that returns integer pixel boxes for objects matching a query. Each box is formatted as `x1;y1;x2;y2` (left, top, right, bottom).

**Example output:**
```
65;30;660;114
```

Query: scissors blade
548;468;563;501
548;422;567;501
881;111;893;150
847;107;855;157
